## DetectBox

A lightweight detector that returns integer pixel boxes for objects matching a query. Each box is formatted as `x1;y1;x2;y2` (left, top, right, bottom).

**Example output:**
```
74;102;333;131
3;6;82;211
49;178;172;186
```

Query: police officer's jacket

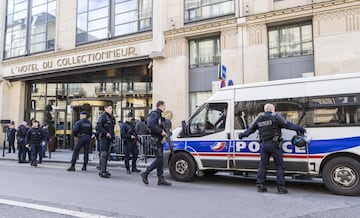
121;121;136;144
41;127;50;141
96;112;115;138
7;128;16;142
17;125;27;139
241;112;303;142
147;108;164;139
25;127;43;145
73;118;92;138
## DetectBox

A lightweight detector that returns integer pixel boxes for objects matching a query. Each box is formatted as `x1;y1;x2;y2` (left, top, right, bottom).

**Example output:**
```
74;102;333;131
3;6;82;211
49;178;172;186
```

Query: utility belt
262;136;283;148
78;133;90;137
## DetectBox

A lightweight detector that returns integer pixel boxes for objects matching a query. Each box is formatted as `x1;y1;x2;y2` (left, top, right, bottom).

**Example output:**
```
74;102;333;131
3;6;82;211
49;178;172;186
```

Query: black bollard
3;140;5;157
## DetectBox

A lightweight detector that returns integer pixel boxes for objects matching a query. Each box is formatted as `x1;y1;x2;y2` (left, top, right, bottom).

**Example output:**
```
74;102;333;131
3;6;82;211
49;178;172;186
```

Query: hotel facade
0;0;359;147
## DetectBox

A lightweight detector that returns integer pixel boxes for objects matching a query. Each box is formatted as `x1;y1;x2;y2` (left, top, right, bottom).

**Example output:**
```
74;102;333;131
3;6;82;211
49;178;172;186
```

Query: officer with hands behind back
67;111;93;172
239;103;305;194
121;111;141;174
96;104;116;178
25;120;44;167
141;100;171;186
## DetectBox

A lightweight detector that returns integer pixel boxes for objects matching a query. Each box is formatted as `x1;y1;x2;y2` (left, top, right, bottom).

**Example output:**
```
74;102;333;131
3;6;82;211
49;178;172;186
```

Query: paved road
0;160;359;218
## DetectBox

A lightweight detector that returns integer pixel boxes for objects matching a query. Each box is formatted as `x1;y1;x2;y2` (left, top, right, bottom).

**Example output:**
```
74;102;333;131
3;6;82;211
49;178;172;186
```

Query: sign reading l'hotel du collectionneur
3;45;144;78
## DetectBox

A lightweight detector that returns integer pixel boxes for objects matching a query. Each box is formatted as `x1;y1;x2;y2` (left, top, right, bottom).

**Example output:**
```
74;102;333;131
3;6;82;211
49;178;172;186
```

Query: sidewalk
0;149;152;168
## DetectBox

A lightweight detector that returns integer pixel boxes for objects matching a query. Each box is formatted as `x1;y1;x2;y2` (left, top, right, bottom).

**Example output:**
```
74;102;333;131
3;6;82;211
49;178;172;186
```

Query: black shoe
126;169;131;174
257;184;268;192
141;172;149;185
158;176;172;186
81;165;87;171
99;171;111;178
67;166;75;171
132;168;141;173
277;186;288;194
30;162;38;167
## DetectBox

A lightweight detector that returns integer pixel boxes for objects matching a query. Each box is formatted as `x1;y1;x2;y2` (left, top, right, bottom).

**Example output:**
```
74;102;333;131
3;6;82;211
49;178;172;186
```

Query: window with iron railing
189;36;220;68
268;21;313;59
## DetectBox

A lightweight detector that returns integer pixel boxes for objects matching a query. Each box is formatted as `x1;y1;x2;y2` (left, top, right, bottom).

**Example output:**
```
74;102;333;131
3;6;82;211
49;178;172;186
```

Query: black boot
126;169;131;174
141;172;149;185
257;184;268;192
81;164;87;171
67;164;75;171
277;186;288;194
158;176;171;186
99;171;111;178
132;168;141;173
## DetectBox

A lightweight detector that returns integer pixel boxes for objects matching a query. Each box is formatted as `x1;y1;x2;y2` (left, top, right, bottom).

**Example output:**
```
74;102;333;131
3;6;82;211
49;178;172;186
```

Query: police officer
67;111;93;172
121;112;141;174
96;104;115;178
25;120;44;167
239;103;305;193
17;121;28;163
7;121;16;153
141;100;171;186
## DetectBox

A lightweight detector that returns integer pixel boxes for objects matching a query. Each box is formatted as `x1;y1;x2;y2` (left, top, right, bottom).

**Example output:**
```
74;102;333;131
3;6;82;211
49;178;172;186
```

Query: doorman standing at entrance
67;111;93;172
96;104;116;178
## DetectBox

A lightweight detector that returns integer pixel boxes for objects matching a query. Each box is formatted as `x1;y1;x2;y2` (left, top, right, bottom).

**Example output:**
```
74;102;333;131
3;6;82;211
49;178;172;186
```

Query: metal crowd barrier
110;134;155;163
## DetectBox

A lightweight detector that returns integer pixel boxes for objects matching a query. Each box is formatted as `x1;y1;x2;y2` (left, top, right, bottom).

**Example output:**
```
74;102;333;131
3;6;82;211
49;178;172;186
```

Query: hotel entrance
25;61;152;149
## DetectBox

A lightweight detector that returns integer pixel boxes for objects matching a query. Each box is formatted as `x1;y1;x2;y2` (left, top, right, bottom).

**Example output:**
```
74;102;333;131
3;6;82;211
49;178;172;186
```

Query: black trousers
71;136;90;165
146;138;164;176
124;141;139;170
256;140;285;186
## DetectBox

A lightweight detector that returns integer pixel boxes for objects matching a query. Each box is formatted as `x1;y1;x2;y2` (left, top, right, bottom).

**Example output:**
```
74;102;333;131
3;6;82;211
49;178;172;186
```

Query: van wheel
322;157;360;196
169;152;196;182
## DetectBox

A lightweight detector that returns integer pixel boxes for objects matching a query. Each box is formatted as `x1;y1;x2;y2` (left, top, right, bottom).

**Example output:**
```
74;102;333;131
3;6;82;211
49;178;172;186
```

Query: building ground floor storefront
1;59;153;149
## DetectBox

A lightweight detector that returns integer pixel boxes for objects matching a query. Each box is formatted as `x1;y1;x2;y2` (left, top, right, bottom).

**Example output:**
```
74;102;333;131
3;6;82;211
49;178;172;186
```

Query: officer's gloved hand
298;128;306;136
239;133;245;139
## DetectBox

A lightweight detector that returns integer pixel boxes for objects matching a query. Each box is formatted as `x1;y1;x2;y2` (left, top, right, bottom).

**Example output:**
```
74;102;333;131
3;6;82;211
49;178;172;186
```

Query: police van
165;72;360;196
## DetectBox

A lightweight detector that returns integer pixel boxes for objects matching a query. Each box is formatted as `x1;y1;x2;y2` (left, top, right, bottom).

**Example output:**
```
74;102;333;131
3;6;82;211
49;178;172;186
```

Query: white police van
165;72;360;196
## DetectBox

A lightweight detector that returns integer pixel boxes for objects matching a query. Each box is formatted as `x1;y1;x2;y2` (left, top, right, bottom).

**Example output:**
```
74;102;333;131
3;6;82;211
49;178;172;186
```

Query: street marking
0;199;113;218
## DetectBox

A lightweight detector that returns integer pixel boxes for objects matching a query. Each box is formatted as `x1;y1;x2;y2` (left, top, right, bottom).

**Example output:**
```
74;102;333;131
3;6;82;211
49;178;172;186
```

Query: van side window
188;102;228;136
307;94;360;126
235;99;306;129
234;102;257;130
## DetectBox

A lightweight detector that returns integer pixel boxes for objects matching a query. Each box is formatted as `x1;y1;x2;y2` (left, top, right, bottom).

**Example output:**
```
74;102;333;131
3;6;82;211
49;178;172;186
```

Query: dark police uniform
17;123;28;163
67;113;93;171
96;110;115;178
121;114;140;174
25;125;43;167
7;126;16;153
141;108;171;186
239;111;305;193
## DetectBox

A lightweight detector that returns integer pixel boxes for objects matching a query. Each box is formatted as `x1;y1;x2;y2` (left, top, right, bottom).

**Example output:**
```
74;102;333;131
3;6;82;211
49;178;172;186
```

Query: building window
268;21;313;59
189;36;220;68
4;0;56;59
76;0;153;44
185;0;235;23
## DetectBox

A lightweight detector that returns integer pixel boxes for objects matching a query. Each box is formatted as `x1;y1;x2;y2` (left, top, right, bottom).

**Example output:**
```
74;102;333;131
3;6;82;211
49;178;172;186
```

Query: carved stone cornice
165;18;237;40
245;0;359;25
2;33;153;66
